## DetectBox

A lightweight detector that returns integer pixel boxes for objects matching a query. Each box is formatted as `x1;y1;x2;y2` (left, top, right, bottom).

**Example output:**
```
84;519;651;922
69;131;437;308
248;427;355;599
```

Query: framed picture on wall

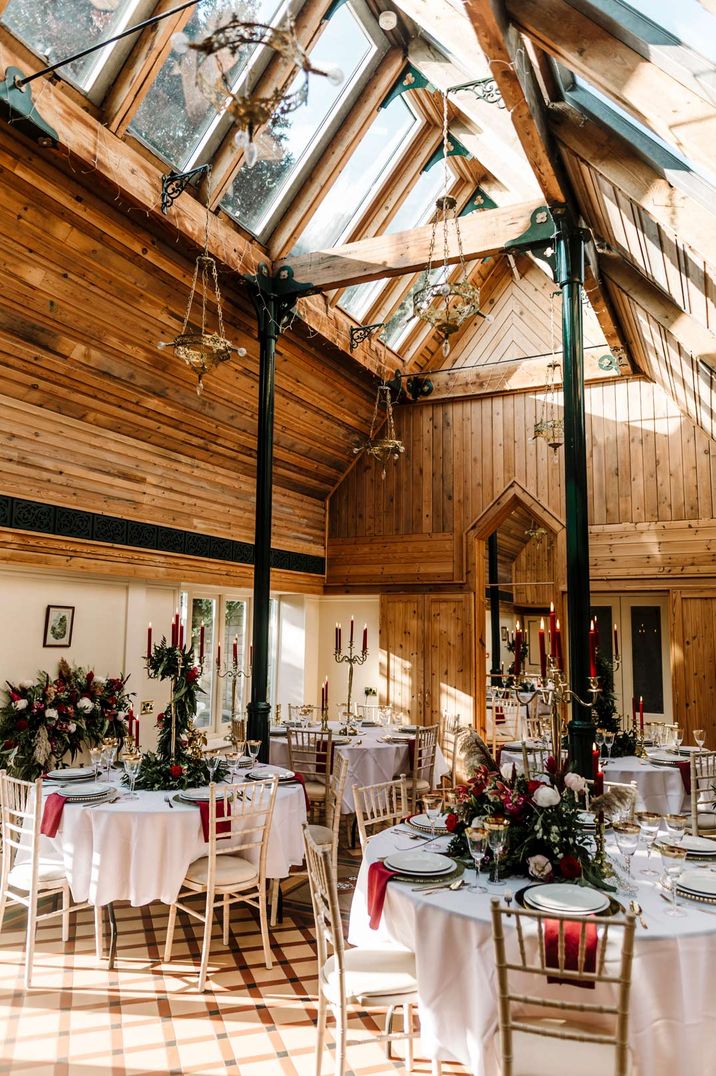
500;626;509;641
43;605;75;648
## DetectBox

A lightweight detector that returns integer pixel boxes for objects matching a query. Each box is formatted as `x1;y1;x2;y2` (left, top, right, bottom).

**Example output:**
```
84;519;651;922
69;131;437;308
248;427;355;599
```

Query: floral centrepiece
134;637;227;791
447;761;612;889
0;660;133;780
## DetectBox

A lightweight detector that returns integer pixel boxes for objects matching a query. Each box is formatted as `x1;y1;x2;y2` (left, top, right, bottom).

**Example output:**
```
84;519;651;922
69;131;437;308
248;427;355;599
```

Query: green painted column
554;213;593;777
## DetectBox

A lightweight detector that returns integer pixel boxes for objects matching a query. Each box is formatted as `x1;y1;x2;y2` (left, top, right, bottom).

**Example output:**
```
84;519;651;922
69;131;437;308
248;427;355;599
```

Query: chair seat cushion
184;854;258;889
8;859;66;890
306;822;332;845
322;946;417;1005
304;780;328;801
495;1021;632;1075
413;778;432;794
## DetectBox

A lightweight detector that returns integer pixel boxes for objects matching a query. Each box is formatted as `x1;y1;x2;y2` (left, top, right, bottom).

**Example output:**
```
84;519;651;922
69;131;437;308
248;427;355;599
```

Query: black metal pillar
555;214;593;777
246;289;281;763
488;532;501;685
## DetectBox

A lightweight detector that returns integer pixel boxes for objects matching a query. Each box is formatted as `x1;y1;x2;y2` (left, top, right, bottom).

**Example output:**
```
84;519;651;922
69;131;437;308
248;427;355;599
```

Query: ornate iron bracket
447;77;505;108
598;352;623;373
161;163;211;214
350;323;385;351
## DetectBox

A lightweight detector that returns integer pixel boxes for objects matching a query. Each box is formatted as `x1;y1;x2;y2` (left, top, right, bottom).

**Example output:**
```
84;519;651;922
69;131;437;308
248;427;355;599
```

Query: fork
164;794;175;809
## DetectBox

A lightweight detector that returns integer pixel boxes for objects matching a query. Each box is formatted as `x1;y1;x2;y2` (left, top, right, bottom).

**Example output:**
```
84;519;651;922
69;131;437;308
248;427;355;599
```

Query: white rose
77;697;94;713
93;677;106;687
564;772;587;794
12;698;28;711
500;762;515;781
19;679;34;690
532;784;561;808
528;854;553;880
68;722;76;733
45;707;58;720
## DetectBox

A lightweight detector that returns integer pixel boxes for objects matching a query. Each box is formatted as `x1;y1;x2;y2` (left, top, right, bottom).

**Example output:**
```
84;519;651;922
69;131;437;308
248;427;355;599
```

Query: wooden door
426;594;474;727
672;592;716;746
380;595;425;722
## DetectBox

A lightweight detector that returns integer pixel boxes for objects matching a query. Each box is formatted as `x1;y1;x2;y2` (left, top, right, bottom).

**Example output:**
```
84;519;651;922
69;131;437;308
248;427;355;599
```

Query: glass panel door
592;593;672;723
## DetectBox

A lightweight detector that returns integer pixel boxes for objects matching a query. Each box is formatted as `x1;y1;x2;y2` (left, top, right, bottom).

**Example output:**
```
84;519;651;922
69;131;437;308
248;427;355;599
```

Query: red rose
86;671;95;684
186;667;200;683
169;764;183;779
559;854;582;880
527;779;542;796
545;755;558;775
9;691;20;702
156;713;165;726
445;812;459;832
107;696;117;706
15;718;28;731
3;738;16;749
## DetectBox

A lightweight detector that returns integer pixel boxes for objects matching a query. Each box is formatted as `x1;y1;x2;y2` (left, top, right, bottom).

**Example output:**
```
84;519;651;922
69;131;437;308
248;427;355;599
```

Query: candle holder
334;637;368;718
320;705;329;733
146;647;207;760
216;656;251;744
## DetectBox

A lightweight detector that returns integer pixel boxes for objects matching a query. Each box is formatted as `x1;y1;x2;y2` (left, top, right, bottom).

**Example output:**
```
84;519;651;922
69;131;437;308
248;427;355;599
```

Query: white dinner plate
46;766;95;781
407;813;450;834
681;835;716;855
177;787;211;802
383;851;454;876
245;768;295;781
646;751;680;766
677;869;716;897
56;782;112;801
524;883;610;916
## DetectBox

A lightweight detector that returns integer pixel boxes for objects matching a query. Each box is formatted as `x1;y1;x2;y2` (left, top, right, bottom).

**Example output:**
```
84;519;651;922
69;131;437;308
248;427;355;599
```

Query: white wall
0;568;176;752
316;596;381;714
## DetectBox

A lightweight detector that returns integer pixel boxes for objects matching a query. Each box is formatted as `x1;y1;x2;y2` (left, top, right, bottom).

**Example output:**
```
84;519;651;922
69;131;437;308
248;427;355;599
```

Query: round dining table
269;721;450;813
349;824;716;1075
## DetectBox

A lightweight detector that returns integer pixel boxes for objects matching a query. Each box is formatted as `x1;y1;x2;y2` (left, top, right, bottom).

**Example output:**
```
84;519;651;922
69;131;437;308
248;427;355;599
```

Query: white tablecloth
38;765;307;906
269;723;449;813
501;749;688;815
349;826;716;1074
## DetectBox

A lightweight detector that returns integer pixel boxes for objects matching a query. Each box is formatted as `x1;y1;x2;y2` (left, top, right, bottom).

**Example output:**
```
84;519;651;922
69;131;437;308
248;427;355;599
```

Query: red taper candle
589;619;597;679
349;616;354;648
639;695;644;732
199;621;205;661
514;621;522;677
216;643;221;669
362;624;368;653
233;636;238;666
549;601;557;658
613;623;619;661
538;617;547;680
146;622;152;660
555;619;563;671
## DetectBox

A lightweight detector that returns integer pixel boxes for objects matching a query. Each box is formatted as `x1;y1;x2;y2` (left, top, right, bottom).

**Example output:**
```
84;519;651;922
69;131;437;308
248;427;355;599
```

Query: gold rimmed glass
123;753;142;799
246;739;262;772
635;811;662;877
660;845;688;917
485;818;509;886
664;814;688;845
694;728;706;752
466;826;488;892
422;793;443;839
613;821;641;887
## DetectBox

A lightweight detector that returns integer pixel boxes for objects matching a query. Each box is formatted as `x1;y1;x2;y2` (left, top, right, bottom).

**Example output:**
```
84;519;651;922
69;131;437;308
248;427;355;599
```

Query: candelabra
146;648;206;760
334;636;368;718
216;655;251;747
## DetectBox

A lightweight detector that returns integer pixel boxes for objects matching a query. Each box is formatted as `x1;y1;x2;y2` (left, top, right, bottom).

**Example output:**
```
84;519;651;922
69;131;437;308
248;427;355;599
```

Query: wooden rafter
278;199;547;292
422;347;617;401
507;0;716;183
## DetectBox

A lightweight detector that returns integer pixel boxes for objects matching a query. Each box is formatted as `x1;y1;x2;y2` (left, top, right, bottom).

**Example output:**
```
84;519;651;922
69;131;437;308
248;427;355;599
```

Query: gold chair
489;698;523;755
520;742;551;779
409;724;438;812
0;771;93;988
288;703;323;724
163;776;278;991
356;703;393;724
438;712;463;786
353;775;409;850
287;728;333;816
490;897;636;1075
304;827;419;1076
690;750;716;834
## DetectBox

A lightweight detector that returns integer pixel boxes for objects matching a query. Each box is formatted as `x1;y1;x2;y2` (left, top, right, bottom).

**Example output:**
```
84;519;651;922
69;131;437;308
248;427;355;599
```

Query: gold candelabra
334;637;368;718
216;655;251;746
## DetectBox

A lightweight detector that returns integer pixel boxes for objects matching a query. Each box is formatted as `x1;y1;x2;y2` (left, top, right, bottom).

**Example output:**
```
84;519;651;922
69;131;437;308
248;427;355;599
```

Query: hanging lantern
172;16;343;169
533;359;565;453
413;94;485;356
354;383;405;480
158;218;246;395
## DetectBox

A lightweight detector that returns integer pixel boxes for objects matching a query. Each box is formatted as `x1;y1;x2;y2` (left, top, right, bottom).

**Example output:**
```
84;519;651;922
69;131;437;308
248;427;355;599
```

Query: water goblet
422;793;443;840
123;753;141;799
466;825;488;892
674;727;684;754
207;753;222;783
694;729;706;753
603;730;615;767
485;818;509;886
89;746;103;782
664;814;688;846
613;821;641;889
595;728;605;764
635;811;662;877
101;740;117;782
247;739;261;773
660;845;688;917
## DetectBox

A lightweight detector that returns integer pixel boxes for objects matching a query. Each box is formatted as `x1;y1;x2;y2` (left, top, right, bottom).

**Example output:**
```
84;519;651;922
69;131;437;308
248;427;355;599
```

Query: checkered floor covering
0;845;469;1076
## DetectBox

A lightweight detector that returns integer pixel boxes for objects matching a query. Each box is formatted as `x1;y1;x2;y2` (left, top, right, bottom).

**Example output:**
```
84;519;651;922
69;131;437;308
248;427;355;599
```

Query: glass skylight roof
129;0;286;171
1;0;156;102
220;2;379;239
291;95;420;256
619;0;716;63
340;162;449;321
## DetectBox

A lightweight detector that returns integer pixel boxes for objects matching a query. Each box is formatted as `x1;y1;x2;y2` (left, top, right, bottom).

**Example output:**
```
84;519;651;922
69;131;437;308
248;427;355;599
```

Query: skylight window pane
620;0;716;64
382;268;442;348
340;163;447;320
129;0;284;169
220;3;374;237
1;0;155;96
291;97;419;256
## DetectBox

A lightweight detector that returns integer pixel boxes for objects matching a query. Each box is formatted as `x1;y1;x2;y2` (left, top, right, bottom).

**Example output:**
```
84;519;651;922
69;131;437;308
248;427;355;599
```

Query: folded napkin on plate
198;798;232;842
367;861;398;929
40;792;66;837
544;918;598;989
292;772;311;810
676;760;691;794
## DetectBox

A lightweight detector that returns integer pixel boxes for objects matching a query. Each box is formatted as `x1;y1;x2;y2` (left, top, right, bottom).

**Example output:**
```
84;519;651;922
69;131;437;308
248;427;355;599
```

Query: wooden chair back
489;699;523;754
490;898;636;1076
303;826;346;1003
287;704;322;725
353;775;409;849
287;729;333;783
357;703;393;724
0;771;41;898
690;750;716;834
520;743;551;779
439;712;463;785
412;723;438;788
325;754;349;866
205;776;278;887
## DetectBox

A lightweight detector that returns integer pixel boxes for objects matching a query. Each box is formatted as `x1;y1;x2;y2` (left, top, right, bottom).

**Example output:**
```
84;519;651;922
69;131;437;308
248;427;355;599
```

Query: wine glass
422;793;443;840
664;814;688;846
595;728;605;764
694;729;706;753
466;826;488;892
207;753;222;783
101;740;117;782
603;731;615;767
123;753;141;799
89;746;103;782
247;739;261;773
485;819;509;886
613;821;640;889
635;811;662;877
660;845;688;917
674;727;684;754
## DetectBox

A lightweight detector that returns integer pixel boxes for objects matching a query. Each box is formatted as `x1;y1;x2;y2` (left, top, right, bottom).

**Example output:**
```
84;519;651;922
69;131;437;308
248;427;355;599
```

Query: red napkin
544;918;598;989
198;798;232;842
367;860;398;929
40;792;66;837
676;760;691;794
292;771;311;810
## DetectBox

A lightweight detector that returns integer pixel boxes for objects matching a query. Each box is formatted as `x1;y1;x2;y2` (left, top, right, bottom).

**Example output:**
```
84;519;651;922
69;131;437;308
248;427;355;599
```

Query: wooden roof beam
278;199;549;292
506;0;716;183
